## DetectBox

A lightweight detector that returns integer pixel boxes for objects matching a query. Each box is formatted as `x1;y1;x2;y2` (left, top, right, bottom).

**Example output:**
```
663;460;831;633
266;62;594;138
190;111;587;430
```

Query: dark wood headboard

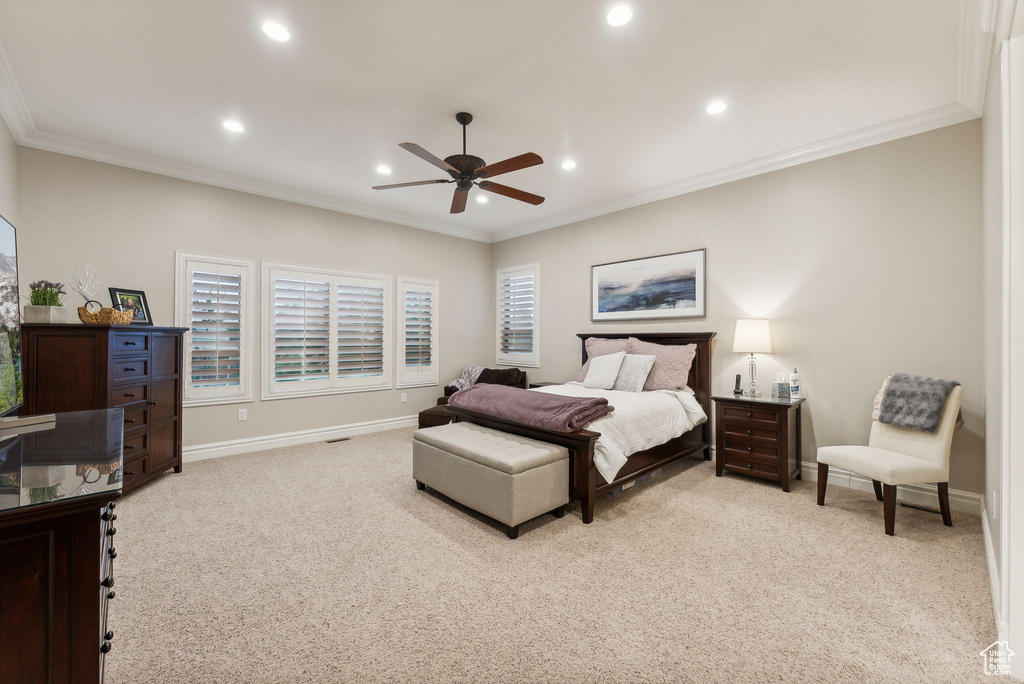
577;332;717;417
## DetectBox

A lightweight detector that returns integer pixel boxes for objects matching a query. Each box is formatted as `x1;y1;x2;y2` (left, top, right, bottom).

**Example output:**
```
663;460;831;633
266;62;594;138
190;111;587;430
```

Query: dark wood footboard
450;331;715;523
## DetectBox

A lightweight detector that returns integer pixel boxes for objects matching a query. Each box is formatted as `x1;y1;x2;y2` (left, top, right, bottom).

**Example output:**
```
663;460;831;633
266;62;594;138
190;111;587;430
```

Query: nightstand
712;395;805;492
529;382;561;388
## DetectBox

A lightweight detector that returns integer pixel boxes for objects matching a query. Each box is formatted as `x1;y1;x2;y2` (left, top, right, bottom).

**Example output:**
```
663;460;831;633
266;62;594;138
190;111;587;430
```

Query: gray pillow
611;354;657;392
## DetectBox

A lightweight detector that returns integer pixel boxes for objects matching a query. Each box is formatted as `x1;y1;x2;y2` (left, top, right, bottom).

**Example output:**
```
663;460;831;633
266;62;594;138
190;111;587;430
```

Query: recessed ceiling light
606;5;632;26
376;165;392;175
476;195;489;204
262;22;290;42
222;120;245;133
561;159;577;170
706;100;728;115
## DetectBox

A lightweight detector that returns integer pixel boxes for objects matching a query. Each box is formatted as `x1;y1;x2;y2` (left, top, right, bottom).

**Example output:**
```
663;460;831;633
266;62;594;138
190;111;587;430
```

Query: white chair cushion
816;445;948;486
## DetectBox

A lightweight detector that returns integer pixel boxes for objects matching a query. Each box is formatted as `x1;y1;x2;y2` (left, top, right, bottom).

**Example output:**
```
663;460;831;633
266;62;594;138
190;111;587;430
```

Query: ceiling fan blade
475;152;543;179
372;179;451;190
450;187;469;214
399;142;458;176
477;180;545;205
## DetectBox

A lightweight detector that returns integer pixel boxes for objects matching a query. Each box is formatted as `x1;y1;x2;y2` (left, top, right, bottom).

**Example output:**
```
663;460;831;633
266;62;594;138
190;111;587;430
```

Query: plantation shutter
397;278;438;387
496;264;539;367
336;277;386;382
272;275;331;387
175;254;253;405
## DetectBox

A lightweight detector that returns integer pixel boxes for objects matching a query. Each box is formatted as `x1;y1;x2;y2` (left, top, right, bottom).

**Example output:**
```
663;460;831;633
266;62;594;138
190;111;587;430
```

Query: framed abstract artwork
591;248;706;321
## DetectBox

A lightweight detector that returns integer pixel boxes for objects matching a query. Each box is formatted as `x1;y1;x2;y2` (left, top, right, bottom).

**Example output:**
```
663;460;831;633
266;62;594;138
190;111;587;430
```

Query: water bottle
789;368;800;398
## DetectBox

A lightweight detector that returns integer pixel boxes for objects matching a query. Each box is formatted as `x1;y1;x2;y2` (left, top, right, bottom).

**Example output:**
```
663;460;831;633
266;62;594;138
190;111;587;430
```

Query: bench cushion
413;422;568;474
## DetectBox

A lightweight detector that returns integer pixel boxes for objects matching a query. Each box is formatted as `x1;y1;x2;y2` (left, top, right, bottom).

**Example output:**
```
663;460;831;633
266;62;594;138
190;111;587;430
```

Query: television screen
0;214;21;416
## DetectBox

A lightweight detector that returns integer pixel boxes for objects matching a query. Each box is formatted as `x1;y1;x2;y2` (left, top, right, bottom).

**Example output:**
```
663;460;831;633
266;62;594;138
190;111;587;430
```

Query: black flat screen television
0;213;21;417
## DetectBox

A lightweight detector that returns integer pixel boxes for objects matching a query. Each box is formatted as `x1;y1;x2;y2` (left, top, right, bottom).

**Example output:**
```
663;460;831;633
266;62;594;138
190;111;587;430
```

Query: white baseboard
182;414;418;462
981;502;1009;642
799;460;983;515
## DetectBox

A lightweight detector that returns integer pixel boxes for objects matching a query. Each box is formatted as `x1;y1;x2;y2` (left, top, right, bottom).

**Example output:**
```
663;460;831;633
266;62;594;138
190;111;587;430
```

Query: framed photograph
109;288;153;325
591;248;706;321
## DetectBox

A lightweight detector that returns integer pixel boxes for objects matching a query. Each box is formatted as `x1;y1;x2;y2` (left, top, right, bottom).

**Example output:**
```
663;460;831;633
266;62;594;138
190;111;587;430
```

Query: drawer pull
108;547;117;558
108;502;116;510
125;393;136;398
125;341;137;346
746;430;752;435
100;641;112;654
101;576;114;588
125;471;135;476
126;419;136;424
106;527;116;537
105;630;114;641
149;400;158;406
747;412;753;418
102;510;114;521
125;444;135;450
125;367;136;372
747;463;753;469
107;590;116;600
747;446;753;452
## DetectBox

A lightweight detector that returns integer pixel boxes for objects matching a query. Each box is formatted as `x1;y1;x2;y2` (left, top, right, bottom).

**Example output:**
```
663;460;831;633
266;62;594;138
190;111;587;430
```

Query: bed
447;332;716;523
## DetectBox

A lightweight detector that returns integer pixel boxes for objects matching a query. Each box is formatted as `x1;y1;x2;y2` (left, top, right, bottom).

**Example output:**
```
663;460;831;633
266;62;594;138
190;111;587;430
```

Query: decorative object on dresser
713;394;804;492
591;248;706;321
732;318;772;398
0;409;124;684
74;265;133;324
108;287;153;325
23;279;72;324
22;324;187;492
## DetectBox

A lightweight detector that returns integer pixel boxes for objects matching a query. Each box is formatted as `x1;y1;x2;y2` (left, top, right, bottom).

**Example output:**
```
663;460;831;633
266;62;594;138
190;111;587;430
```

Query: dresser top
0;409;124;516
22;323;188;332
712;394;806;407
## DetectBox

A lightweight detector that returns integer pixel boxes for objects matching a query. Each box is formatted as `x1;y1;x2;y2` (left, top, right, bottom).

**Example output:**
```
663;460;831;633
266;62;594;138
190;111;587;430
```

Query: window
397;278;439;388
262;262;391;399
496;263;539;367
175;253;254;406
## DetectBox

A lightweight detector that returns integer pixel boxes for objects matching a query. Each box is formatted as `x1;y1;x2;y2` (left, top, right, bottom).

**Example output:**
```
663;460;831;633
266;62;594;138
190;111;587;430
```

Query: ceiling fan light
607;5;632;27
222;120;244;133
376;165;392;175
561;160;577;170
706;100;728;114
476;195;488;204
262;22;290;42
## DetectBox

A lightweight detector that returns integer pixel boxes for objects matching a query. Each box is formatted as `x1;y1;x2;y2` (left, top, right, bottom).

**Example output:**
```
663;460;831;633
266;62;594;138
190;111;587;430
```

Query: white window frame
397;277;439;389
496;263;540;368
174;252;255;407
261;261;392;401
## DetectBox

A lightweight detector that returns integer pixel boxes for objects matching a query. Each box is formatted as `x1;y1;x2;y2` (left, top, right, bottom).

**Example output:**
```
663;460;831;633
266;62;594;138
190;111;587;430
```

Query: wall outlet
238;408;247;421
400;393;407;403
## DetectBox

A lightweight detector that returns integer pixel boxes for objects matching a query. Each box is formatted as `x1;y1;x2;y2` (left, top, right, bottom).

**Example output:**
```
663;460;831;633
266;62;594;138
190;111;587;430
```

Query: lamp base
748;354;758;398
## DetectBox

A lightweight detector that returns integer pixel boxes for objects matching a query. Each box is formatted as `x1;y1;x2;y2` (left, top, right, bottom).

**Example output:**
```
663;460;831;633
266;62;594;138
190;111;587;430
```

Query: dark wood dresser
22;324;187;492
713;395;805;492
0;409;124;683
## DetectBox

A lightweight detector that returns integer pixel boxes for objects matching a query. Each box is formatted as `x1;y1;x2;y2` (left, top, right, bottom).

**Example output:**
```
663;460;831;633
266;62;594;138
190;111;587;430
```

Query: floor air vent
898;502;941;515
325;437;350;444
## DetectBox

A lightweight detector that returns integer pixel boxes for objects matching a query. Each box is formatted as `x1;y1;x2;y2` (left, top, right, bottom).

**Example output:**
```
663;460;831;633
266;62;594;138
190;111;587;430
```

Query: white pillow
611;354;657;392
582;351;626;390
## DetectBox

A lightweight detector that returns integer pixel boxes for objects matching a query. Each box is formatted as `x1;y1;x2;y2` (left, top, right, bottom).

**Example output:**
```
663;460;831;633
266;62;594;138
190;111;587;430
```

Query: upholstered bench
412;422;569;539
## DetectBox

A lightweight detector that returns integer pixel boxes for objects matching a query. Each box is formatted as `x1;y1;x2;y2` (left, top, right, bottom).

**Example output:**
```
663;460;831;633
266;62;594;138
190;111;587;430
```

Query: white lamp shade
733;319;772;354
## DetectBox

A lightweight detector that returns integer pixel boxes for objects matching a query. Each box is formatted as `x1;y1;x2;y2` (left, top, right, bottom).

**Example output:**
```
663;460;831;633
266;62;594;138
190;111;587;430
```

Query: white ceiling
0;1;999;242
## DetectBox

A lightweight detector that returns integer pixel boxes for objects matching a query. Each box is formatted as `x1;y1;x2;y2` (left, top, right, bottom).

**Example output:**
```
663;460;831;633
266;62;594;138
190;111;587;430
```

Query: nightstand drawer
721;405;779;426
722;422;779;444
723;439;779;463
723;456;778;478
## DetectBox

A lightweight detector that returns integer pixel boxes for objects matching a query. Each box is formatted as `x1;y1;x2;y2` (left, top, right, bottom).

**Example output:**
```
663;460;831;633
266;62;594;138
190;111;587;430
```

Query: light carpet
106;427;996;683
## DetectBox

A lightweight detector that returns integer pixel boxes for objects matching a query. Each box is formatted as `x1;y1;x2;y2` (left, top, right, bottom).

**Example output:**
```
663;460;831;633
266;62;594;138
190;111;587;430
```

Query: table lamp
733;319;772;398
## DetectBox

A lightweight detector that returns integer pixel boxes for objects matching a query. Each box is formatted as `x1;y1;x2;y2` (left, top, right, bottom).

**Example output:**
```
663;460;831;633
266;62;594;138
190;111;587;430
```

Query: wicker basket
77;306;135;325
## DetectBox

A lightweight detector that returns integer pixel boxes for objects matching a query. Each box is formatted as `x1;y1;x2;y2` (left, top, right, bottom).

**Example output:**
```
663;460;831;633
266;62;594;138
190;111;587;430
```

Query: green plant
29;280;66;306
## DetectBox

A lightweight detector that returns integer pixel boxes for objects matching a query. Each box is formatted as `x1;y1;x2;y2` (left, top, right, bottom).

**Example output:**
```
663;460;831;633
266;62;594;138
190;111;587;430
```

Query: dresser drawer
721;405;779;426
723;439;779;463
722;422;779;444
111;331;149;355
723;456;778;478
113;359;148;383
123;453;148;486
122;406;148;431
112;383;148;407
122;432;148;459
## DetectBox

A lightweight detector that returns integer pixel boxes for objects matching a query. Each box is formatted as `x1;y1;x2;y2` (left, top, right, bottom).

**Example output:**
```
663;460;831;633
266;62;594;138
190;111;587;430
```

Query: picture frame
591;248;706;321
109;288;153;326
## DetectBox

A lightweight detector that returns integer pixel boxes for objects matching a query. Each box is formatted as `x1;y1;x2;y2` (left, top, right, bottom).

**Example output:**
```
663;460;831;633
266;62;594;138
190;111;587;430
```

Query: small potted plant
24;280;71;323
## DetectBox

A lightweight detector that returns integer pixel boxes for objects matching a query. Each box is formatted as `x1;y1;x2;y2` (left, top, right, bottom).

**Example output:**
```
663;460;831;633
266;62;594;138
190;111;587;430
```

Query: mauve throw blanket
447;384;614;432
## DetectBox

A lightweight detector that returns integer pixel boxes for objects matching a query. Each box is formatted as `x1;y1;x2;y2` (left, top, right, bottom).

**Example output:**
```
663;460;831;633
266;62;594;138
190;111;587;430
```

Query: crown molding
0;5;999;244
491;102;978;242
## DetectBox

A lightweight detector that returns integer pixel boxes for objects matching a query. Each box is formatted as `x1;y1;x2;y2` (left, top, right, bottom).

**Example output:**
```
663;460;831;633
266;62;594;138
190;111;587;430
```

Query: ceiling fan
372;112;545;214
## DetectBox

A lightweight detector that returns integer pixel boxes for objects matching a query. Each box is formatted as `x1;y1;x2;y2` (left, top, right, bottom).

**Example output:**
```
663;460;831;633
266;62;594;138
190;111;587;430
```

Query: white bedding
532;382;707;484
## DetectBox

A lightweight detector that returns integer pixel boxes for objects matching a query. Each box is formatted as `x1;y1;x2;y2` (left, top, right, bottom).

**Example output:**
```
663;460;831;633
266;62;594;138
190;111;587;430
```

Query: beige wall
492;121;985;494
16;148;493;448
0;116;15;222
982;51;1004;577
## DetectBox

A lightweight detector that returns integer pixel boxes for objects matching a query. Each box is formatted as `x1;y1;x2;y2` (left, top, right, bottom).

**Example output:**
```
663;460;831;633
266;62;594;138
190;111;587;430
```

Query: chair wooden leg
816;462;829;506
883;484;897;536
872;480;883;502
937;482;953;527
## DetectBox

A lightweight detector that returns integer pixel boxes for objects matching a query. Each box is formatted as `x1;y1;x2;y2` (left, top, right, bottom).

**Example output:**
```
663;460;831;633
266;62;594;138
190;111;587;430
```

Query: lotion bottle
789;368;800;398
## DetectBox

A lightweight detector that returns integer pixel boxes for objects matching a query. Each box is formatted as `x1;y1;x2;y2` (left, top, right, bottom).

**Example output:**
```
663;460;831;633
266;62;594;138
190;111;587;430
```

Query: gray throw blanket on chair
878;373;962;433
